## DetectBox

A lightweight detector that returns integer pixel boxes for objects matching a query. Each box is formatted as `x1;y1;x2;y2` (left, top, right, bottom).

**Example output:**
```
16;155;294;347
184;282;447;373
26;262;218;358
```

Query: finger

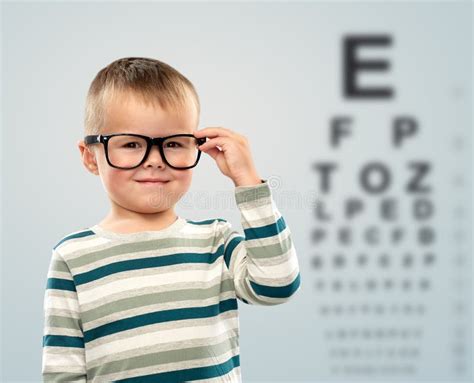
195;127;248;146
194;127;235;138
198;136;230;151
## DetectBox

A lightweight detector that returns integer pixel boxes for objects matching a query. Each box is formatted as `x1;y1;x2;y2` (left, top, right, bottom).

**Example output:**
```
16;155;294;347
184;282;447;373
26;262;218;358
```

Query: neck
99;201;178;233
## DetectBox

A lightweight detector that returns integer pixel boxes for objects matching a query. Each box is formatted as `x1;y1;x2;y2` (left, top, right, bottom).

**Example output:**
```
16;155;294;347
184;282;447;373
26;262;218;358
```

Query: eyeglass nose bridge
142;137;167;164
151;137;166;146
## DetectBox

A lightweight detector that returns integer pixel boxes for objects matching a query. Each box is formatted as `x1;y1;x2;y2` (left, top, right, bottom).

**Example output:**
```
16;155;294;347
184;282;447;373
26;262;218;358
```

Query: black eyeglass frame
84;133;207;170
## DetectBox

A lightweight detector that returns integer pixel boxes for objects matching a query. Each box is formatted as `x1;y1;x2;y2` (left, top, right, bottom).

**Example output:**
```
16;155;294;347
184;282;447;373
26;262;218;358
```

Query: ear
77;139;99;175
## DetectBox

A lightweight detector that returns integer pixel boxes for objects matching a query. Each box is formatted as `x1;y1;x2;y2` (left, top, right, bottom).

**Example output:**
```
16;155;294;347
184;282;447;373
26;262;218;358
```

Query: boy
42;57;301;382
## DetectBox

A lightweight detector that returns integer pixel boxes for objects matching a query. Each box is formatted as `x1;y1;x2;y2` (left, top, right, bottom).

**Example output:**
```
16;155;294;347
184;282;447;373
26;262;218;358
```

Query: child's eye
123;142;142;149
165;141;182;148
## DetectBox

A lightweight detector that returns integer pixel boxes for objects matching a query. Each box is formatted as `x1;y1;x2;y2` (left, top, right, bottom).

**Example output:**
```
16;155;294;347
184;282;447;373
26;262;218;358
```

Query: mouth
135;180;170;186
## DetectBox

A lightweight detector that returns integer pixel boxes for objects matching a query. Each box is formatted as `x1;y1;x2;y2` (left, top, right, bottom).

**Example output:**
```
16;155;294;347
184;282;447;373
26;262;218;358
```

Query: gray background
1;1;472;382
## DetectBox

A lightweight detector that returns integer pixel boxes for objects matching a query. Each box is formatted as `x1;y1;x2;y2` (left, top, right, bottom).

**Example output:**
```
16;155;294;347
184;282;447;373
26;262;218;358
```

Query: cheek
100;168;133;193
162;170;193;201
174;170;193;185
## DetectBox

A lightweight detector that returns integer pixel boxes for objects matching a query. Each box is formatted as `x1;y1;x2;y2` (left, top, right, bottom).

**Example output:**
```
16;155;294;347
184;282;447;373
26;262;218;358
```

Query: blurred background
2;1;472;382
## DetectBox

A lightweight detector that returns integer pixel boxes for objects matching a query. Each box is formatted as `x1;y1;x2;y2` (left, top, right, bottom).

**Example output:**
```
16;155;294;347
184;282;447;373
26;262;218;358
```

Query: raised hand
195;127;262;187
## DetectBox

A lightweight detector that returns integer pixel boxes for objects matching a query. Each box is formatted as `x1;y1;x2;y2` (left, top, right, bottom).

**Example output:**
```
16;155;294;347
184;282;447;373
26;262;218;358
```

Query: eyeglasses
84;133;207;170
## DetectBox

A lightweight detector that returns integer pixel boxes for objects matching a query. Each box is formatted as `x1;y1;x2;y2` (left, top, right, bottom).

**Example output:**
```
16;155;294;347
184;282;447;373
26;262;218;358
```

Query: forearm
223;179;301;305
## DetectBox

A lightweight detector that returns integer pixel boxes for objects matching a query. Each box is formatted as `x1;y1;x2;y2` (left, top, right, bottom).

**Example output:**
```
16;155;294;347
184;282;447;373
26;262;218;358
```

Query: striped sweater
42;180;301;382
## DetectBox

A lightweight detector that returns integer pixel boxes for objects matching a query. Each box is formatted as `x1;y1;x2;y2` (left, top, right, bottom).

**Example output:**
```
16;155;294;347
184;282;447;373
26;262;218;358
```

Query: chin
128;203;171;214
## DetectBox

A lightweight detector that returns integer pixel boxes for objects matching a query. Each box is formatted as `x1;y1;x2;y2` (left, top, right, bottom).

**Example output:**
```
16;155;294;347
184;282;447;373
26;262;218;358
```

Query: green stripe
46;277;76;292
43;334;84;348
74;247;226;286
84;298;237;343
46;315;81;330
187;218;226;225
224;236;244;269
51;258;70;273
244;216;286;240
69;235;226;269
81;278;235;323
245;235;293;259
249;272;301;298
115;354;240;382
235;182;271;205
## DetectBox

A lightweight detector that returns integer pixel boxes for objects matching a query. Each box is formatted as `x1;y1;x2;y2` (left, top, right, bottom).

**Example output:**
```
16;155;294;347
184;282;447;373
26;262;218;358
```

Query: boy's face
78;92;198;215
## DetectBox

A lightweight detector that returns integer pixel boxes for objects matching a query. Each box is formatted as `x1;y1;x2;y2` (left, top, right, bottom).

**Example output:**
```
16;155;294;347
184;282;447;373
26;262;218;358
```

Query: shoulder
52;226;98;258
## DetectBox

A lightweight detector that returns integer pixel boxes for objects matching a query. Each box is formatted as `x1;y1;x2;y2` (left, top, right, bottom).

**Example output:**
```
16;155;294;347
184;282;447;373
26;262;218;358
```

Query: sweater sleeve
42;248;87;382
221;179;302;306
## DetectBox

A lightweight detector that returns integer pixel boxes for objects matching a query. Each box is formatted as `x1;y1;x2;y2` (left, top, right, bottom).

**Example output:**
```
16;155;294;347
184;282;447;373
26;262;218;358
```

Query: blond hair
84;57;200;142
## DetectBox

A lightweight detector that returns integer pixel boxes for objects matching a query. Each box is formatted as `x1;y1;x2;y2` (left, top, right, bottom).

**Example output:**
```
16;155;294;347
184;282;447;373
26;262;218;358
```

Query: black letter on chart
343;34;394;99
407;161;432;193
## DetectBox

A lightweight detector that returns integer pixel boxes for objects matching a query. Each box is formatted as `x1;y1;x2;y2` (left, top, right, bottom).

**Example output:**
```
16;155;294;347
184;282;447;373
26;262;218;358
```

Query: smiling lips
136;178;170;185
137;178;169;182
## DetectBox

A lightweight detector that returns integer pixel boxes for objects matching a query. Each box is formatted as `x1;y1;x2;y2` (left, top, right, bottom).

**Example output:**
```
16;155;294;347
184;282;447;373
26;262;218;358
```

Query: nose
142;143;166;169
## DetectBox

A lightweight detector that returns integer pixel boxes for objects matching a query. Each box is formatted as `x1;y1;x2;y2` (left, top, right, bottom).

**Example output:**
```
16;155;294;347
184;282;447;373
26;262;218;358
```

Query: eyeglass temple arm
84;135;101;144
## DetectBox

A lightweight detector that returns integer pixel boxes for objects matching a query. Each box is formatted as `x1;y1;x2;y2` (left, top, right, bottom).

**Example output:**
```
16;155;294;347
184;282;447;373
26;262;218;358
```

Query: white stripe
237;196;277;216
86;326;236;369
248;247;299;280
44;291;80;312
181;223;220;235
79;272;229;313
44;327;82;337
238;200;281;222
42;348;85;369
47;270;74;280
